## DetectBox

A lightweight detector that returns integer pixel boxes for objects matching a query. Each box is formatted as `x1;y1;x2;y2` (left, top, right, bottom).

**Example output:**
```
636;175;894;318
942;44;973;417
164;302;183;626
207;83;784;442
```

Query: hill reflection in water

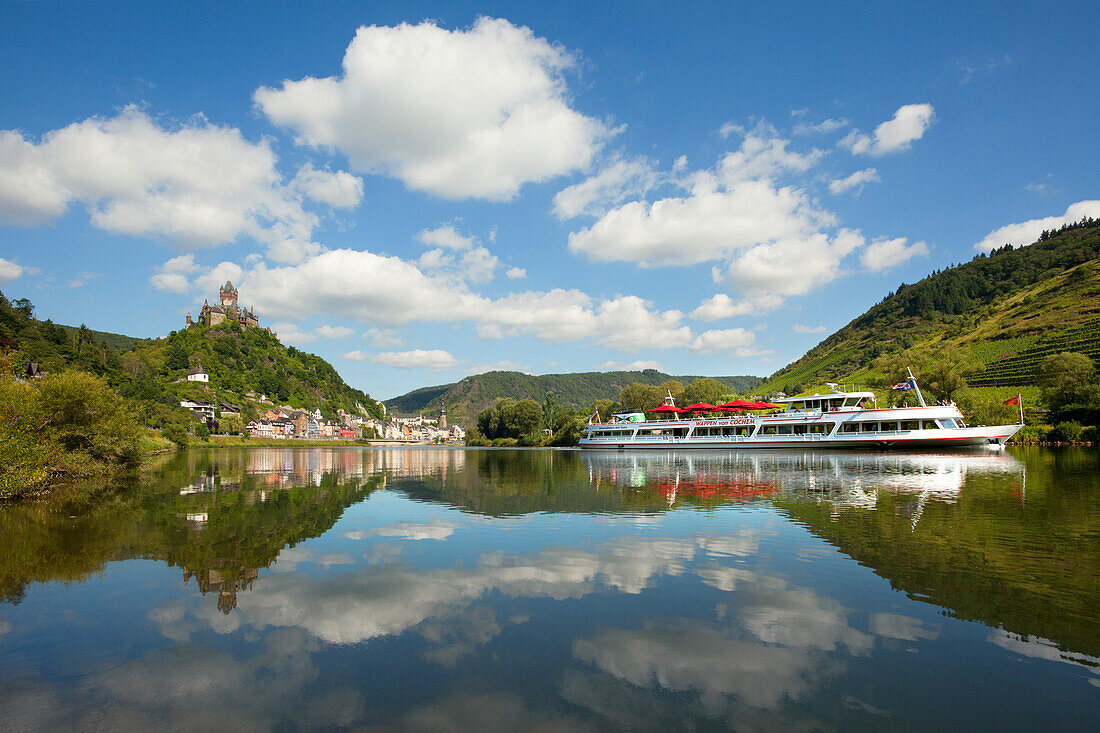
0;446;1096;731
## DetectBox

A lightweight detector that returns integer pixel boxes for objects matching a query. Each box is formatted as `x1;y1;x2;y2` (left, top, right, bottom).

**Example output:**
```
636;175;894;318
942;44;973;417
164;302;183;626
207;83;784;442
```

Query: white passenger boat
580;373;1023;450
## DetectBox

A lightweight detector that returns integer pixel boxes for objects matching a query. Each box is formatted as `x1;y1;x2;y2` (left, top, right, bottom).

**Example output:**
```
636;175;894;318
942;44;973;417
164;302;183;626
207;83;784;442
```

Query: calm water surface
1;447;1098;731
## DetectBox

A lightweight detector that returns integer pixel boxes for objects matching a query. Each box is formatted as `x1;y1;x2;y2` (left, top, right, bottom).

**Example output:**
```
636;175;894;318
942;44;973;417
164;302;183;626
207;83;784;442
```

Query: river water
0;447;1097;731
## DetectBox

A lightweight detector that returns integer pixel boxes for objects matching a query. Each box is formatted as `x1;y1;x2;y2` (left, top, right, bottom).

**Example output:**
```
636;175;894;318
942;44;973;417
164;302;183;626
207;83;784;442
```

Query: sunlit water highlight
0;447;1097;730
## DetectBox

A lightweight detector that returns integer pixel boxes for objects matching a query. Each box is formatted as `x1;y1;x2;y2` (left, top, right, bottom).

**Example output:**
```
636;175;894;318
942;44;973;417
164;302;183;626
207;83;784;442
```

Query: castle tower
220;280;238;308
439;401;447;430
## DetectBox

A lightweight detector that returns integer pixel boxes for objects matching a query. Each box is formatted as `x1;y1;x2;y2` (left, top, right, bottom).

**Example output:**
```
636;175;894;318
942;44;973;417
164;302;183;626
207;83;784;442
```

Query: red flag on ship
1003;396;1020;405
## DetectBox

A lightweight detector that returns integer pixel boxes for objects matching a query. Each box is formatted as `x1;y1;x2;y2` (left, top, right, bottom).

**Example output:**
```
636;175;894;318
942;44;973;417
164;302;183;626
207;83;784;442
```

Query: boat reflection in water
581;448;1025;514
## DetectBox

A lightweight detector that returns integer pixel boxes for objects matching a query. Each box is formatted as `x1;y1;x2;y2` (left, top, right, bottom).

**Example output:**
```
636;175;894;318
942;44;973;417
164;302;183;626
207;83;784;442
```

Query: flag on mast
1003;396;1020;405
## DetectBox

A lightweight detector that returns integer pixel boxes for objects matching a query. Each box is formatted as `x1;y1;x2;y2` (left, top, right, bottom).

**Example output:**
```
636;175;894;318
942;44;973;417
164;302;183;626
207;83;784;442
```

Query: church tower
439;401;447;430
220;280;238;308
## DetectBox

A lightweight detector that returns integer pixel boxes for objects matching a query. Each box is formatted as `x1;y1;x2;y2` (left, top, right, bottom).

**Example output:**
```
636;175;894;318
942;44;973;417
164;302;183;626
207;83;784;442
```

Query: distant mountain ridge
758;220;1100;394
385;369;762;423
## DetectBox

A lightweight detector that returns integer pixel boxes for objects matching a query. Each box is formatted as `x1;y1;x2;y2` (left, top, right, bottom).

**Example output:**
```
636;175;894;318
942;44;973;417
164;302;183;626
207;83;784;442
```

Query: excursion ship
579;373;1023;451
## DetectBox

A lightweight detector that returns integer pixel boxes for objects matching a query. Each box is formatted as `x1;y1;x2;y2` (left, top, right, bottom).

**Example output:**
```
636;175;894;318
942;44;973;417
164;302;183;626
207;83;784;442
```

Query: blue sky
1;1;1097;399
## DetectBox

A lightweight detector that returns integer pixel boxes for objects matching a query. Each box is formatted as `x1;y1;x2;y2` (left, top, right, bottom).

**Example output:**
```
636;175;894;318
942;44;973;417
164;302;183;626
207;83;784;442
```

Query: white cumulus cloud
565;124;839;311
973;200;1100;252
792;324;827;334
150;254;203;294
362;327;404;348
237;247;773;353
372;349;459;370
255;17;611;201
690;293;771;321
0;257;26;285
271;322;353;345
689;328;759;355
416;224;476;250
841;103;936;156
552;155;659;220
505;266;527;279
0;106;342;263
828;168;880;195
713;229;866;300
860;237;929;272
314;325;354;340
291;164;363;208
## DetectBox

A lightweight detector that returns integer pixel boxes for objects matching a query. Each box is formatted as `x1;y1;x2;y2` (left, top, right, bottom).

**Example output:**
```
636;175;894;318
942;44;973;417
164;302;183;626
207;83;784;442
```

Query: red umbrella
649;404;682;413
683;402;719;412
717;400;753;409
747;401;782;409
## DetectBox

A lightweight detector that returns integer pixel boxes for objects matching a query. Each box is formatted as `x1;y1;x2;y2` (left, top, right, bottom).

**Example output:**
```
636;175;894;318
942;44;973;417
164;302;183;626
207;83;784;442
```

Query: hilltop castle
186;281;260;329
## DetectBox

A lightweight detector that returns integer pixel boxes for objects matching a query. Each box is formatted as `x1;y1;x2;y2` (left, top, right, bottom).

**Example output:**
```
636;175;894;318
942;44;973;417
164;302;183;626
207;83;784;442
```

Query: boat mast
906;367;927;407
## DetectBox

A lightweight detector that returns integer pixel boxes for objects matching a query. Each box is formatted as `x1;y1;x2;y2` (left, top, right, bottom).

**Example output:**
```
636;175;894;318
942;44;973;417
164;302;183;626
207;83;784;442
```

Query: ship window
938;419;956;429
841;422;858;433
881;421;899;432
777;425;793;435
901;420;920;431
808;423;827;434
792;424;808;435
672;428;687;437
860;422;877;432
761;425;778;435
922;420;938;430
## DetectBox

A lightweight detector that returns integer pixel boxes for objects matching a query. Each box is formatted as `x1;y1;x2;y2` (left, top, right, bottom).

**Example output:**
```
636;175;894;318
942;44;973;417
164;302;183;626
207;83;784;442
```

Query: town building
186;364;209;383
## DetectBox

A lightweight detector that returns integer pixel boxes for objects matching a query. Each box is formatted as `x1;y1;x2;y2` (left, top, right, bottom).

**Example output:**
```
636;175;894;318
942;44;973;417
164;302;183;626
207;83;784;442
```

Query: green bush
0;361;145;497
1049;421;1085;443
1010;425;1050;444
34;371;143;466
161;423;190;448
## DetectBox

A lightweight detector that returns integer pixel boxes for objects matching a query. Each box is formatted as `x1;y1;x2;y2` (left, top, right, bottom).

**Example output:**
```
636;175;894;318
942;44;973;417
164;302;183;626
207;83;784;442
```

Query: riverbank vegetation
0;354;152;498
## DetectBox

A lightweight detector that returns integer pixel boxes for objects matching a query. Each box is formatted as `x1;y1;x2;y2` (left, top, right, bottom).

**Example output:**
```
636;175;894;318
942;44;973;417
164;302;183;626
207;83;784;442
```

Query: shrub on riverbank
1;359;145;498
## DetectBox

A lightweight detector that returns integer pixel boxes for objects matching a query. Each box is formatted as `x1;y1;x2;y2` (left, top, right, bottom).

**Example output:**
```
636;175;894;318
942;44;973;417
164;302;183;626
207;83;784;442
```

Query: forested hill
385;369;761;423
0;291;384;424
759;219;1100;394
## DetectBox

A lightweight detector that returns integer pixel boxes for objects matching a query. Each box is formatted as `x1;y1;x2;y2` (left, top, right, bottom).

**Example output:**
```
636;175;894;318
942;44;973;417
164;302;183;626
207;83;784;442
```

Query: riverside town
1;3;1098;731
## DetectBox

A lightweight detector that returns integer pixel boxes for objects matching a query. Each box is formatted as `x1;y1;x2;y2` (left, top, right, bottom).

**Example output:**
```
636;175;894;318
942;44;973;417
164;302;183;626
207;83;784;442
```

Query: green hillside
1;291;384;426
386;369;761;424
758;220;1100;397
0;295;149;375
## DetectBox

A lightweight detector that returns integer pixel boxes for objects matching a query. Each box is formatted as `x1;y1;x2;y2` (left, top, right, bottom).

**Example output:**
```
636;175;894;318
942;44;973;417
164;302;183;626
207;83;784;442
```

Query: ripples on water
0;447;1097;730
